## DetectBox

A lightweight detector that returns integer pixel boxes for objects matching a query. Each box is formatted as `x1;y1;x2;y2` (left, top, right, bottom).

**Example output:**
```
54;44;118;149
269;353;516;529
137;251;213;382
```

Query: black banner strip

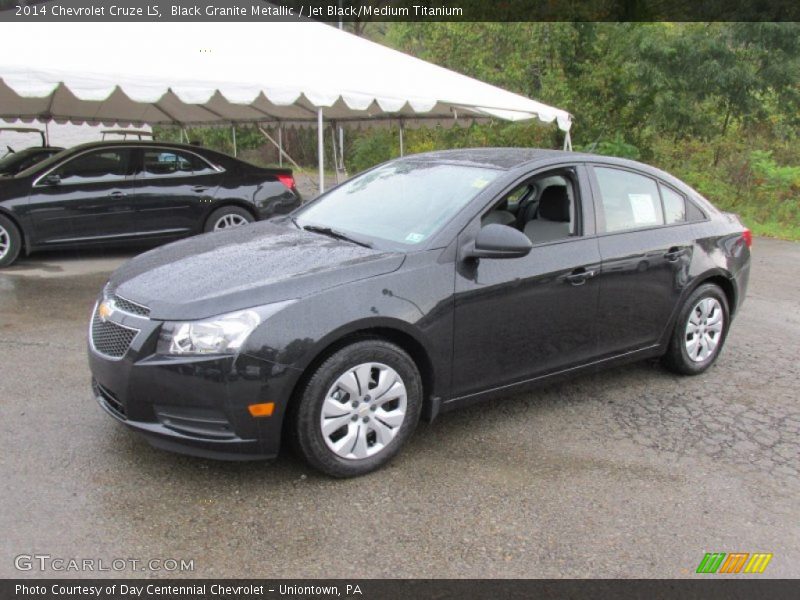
2;0;800;22
2;579;800;600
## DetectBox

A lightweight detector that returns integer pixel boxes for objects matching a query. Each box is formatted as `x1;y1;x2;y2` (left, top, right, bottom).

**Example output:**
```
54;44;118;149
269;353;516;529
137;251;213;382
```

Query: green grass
746;219;800;242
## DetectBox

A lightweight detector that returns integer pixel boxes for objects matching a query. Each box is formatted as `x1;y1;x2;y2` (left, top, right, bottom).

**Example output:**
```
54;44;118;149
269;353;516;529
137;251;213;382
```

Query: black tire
661;283;730;375
203;206;254;233
292;340;423;478
0;214;22;268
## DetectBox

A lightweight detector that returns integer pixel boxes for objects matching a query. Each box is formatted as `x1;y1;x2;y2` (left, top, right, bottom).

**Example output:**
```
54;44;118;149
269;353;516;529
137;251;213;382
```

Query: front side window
143;149;215;177
481;171;579;244
53;149;132;184
295;161;501;248
595;167;664;233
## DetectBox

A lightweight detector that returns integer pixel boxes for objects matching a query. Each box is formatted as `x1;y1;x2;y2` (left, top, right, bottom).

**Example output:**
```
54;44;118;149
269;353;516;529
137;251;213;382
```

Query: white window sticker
628;193;658;224
405;232;425;243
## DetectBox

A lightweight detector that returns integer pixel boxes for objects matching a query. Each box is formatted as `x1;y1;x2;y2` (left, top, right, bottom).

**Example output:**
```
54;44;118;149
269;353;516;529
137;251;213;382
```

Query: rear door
132;147;223;236
589;165;695;357
27;148;138;245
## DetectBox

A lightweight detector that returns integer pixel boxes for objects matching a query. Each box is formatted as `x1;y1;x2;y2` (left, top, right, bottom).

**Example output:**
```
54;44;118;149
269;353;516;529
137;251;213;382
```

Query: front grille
91;313;139;359
112;294;150;317
95;381;127;419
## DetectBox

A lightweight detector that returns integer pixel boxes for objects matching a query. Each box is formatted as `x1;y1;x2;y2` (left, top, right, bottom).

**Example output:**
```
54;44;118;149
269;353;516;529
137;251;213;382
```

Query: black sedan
0;141;300;267
88;148;751;477
0;146;65;178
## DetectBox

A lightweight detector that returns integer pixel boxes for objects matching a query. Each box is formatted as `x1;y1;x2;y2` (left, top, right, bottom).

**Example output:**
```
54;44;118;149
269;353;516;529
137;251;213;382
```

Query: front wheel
661;283;730;375
0;214;22;268
293;340;422;477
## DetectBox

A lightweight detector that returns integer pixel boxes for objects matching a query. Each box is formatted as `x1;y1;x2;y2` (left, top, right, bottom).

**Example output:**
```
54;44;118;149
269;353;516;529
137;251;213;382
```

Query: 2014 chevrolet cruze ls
89;149;751;477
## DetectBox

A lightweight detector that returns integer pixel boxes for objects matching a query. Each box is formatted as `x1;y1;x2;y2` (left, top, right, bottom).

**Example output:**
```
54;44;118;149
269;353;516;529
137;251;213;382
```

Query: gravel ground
0;238;797;579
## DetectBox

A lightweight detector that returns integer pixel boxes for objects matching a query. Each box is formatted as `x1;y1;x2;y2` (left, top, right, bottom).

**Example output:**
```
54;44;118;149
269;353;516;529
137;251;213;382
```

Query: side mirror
464;223;532;260
40;173;61;186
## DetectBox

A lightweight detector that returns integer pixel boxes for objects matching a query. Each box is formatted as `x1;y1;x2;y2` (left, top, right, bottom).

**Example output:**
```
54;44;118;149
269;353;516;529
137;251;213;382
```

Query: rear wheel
662;283;730;375
0;214;22;268
292;340;422;477
204;206;254;233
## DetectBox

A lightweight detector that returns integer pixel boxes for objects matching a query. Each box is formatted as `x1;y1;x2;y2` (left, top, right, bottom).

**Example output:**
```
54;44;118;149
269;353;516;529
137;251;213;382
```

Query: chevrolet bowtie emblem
98;301;114;322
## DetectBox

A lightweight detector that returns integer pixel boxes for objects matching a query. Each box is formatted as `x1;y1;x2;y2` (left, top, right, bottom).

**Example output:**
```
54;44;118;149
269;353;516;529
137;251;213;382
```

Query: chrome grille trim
111;294;150;318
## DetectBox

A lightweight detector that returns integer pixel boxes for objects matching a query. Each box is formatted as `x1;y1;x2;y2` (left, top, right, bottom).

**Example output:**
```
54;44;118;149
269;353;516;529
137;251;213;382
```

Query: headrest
538;186;570;222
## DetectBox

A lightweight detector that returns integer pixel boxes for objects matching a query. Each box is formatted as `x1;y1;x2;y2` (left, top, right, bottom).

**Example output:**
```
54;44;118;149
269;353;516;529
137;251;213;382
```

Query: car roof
65;140;206;152
405;148;569;170
404;147;663;171
5;146;63;155
403;147;683;183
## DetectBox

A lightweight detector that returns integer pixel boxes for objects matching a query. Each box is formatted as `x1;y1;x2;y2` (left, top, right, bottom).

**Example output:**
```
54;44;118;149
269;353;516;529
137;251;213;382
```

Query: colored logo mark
696;552;773;574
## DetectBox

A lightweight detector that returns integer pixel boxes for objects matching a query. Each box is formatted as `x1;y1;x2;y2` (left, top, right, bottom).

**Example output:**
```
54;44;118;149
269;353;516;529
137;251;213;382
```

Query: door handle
192;185;208;193
109;191;125;198
565;268;597;286
664;247;686;262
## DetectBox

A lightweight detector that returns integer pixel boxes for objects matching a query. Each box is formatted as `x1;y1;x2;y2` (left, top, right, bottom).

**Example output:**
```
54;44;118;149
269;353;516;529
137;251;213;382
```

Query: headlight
158;310;261;355
156;300;296;356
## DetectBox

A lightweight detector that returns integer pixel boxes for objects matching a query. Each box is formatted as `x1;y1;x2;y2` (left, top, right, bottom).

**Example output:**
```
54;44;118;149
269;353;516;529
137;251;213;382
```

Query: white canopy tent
0;21;573;192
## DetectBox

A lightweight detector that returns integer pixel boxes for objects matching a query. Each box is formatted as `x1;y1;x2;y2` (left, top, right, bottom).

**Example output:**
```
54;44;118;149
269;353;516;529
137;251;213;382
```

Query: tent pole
399;120;405;157
330;122;339;182
563;130;572;152
44;121;50;146
231;125;237;157
278;125;283;167
338;126;344;170
317;108;324;194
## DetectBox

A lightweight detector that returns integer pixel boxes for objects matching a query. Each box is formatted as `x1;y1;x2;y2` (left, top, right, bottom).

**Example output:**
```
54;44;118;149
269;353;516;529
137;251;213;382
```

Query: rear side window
594;167;664;232
143;149;216;177
660;184;686;224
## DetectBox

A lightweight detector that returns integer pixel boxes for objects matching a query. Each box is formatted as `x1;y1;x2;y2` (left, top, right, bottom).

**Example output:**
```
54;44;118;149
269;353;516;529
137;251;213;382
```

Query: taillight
742;229;752;248
277;174;295;189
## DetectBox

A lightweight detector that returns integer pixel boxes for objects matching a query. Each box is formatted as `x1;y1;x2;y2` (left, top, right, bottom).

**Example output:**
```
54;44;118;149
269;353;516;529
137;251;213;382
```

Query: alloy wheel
0;223;9;261
319;362;408;460
213;213;249;230
685;297;724;362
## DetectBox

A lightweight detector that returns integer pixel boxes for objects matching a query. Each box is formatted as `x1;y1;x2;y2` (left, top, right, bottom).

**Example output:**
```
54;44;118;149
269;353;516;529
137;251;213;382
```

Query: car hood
109;221;405;320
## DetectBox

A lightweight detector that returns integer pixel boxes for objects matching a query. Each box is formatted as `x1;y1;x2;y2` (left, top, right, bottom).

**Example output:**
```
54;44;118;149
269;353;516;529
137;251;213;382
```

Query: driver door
28;148;138;245
451;164;602;399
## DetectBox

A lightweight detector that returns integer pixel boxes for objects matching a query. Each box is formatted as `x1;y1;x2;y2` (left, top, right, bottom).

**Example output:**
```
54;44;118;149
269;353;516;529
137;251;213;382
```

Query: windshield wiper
302;225;372;248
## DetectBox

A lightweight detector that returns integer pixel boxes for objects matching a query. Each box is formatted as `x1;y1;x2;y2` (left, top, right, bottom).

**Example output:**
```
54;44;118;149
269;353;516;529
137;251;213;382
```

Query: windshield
15;147;70;178
0;149;39;173
295;161;500;249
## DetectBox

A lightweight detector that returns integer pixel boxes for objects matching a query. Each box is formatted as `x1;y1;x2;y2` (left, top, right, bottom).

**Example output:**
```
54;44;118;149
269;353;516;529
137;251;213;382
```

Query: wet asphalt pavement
0;238;798;579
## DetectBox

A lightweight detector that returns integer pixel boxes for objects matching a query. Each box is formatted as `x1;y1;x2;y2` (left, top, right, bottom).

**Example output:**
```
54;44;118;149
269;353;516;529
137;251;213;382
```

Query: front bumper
88;302;302;460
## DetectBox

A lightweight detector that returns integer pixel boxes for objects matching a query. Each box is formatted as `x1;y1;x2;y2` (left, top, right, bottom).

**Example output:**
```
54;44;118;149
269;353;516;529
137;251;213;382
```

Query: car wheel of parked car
293;340;423;477
0;214;22;268
205;206;254;233
662;283;730;375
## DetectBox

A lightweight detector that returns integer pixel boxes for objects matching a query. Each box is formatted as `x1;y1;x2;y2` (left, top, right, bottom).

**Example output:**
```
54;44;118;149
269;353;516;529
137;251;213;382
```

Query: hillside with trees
164;23;800;239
